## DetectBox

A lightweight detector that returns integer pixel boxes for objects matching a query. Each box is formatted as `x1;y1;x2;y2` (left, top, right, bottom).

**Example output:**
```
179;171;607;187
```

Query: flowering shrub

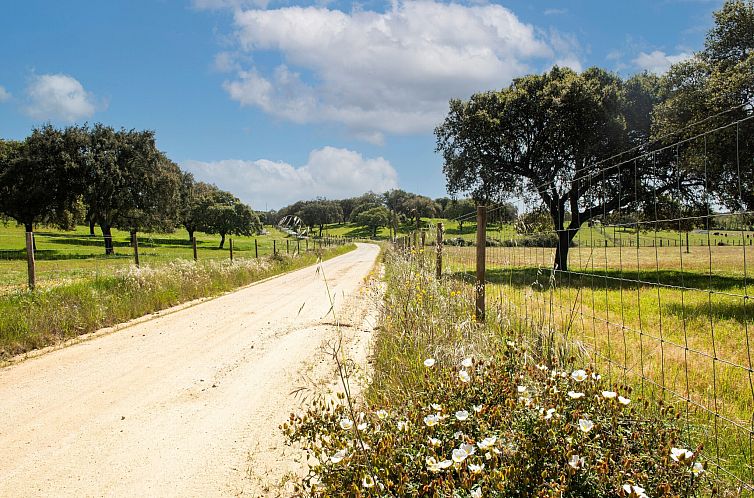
283;250;709;496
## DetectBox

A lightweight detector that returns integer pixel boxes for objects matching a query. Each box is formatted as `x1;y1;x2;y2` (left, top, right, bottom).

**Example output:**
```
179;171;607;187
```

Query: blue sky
0;0;722;209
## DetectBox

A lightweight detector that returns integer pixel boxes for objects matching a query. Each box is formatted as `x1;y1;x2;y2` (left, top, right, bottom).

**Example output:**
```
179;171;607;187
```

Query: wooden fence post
297;239;301;254
254;238;258;258
192;236;198;261
131;231;140;267
286;239;290;254
306;239;309;252
229;237;234;262
436;222;444;279
26;231;36;291
274;240;277;256
475;205;487;322
421;230;426;247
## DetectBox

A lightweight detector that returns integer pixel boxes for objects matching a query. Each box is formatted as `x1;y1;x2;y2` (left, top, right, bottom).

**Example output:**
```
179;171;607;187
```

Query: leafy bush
283;250;708;497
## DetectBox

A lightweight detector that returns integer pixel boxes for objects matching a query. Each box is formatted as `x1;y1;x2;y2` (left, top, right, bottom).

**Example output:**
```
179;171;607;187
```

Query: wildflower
618;396;631;405
431;403;443;411
571;369;587;382
357;422;368;431
544;407;556;420
330;449;347;464
455;410;469;421
536;364;549;371
471;487;482;498
362;475;375;488
375;409;388;420
397;420;409;432
567;391;585;399
428;437;441;447
622;484;648;498
506;340;515;347
460;443;476;455
452;448;470;463
485;452;492;460
473;404;483;413
602;391;617;399
453;431;464;439
592;372;601;380
670;447;694;461
517;385;527;393
462;357;473;368
692;462;705;475
437;460;453;469
424;414;440;427
339;418;353;430
477;437;497;450
568;454;585;469
469;463;485;474
424;358;436;368
458;370;471;383
578;418;594;433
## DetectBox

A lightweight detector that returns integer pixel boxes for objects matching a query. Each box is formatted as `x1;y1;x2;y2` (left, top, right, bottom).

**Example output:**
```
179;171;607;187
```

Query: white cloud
0;85;10;102
219;1;579;139
633;50;692;74
182;146;399;209
25;74;100;122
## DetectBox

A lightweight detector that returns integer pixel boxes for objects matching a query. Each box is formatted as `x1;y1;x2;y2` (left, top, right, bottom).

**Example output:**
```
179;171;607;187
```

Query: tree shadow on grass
0;249;131;261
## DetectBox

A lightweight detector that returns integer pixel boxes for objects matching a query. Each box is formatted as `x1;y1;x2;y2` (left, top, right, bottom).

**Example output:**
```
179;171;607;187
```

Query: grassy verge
283;248;712;497
0;244;356;359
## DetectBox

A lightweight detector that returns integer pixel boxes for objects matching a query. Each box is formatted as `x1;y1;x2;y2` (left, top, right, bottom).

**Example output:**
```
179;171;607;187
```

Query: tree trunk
219;233;226;249
187;229;194;243
24;223;37;252
373;226;378;237
89;220;96;236
101;224;115;255
319;224;323;237
553;228;577;272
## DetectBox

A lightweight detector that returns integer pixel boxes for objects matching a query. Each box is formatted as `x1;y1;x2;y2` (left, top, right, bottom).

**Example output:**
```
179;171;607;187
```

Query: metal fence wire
405;112;754;494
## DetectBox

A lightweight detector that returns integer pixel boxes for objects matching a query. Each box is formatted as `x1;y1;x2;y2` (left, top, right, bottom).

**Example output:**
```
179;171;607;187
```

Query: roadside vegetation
0;243;355;360
283;249;710;497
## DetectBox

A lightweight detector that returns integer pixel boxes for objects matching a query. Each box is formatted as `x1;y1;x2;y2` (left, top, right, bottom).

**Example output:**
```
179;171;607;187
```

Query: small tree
443;198;476;231
203;190;261;248
354;206;391;237
296;199;343;236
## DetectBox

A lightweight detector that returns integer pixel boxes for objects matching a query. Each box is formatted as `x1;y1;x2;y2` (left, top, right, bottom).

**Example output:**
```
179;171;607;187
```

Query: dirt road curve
0;243;380;497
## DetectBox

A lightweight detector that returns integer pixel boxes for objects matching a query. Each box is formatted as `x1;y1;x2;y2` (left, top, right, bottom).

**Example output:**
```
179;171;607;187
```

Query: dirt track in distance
0;243;381;497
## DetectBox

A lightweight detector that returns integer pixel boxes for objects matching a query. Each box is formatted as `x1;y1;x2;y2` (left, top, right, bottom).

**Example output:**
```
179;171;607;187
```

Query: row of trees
0;124;260;253
436;0;754;270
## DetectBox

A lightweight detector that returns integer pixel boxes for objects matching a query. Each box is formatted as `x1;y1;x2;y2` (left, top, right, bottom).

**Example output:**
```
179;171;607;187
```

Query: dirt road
0;243;380;497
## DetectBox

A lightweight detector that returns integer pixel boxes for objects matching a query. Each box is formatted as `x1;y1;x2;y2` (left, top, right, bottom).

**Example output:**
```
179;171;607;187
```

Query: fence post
297;239;301;254
255;238;258;258
26;231;36;291
131;231;140;267
286;239;290;254
229;237;234;262
436;222;444;279
475;205;487;322
192;236;198;261
306;239;309;252
274;240;277;256
421;230;426;247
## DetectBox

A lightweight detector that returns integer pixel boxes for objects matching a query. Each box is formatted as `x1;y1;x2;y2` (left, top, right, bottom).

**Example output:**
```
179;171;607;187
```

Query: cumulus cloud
0;85;10;102
25;74;101;122
218;1;580;140
633;50;692;74
183;146;399;209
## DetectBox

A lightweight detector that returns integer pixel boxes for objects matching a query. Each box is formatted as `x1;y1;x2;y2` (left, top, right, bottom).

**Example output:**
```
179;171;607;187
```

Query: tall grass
0;245;355;359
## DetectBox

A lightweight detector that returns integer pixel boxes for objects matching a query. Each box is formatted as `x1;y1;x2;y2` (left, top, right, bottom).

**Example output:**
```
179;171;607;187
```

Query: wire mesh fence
397;112;754;493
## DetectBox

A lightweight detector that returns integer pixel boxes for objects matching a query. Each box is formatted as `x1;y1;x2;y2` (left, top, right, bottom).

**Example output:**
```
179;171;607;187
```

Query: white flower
424;358;436;368
578;418;594;433
431;403;443;411
571;369;587;382
357;422;368;431
622;484;648;498
485;451;492;460
478;436;497;450
671;447;694;462
602;391;617;399
428;437;441;447
471;487;482;498
506;340;515;347
473;404;483;413
339;418;353;430
567;391;585;399
330;449;347;464
536;364;549;371
544;408;556;420
461;357;473;368
453;430;464;439
592;372;601;380
452;448;470;463
455;410;469;421
568;454;585;469
437;459;453;469
424;414;440;427
618;396;631;405
469;463;485;474
517;385;527;393
692;462;704;475
458;370;471;383
362;475;375;488
397;420;409;432
375;409;388;420
460;443;476;455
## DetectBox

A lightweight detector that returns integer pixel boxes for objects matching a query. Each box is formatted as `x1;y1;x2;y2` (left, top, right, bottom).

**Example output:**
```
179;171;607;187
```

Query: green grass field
0;223;340;294
440;240;754;487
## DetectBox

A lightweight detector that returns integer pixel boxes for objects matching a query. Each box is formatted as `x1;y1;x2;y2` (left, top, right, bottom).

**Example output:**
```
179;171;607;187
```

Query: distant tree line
0;123;261;253
435;0;754;270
